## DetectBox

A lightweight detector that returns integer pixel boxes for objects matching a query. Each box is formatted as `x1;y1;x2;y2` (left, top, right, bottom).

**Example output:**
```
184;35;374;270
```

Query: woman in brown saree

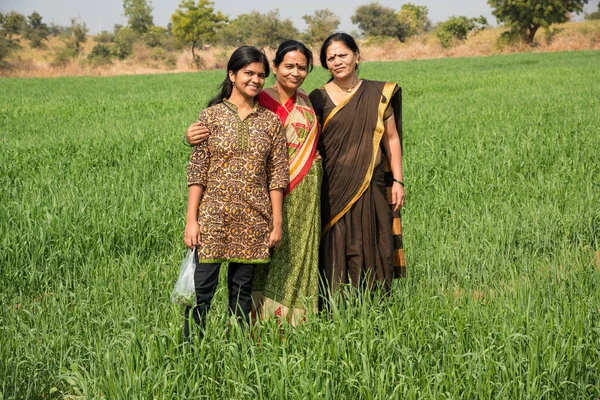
308;33;406;296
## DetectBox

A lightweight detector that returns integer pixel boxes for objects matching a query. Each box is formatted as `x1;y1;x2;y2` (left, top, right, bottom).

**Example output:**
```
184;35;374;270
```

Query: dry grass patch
2;21;599;78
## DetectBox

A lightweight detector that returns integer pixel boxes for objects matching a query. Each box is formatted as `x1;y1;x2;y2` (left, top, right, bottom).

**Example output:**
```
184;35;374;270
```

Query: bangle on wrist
182;134;192;147
393;178;404;187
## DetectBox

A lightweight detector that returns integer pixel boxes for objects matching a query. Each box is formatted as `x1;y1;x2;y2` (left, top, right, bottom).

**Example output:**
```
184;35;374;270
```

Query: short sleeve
266;119;290;191
384;103;394;120
186;110;210;187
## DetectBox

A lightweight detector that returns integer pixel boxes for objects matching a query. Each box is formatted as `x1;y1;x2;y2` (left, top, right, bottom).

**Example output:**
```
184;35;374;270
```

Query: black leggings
184;260;256;338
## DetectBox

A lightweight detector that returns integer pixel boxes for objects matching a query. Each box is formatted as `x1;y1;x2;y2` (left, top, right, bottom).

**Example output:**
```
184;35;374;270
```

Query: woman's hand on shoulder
186;122;210;146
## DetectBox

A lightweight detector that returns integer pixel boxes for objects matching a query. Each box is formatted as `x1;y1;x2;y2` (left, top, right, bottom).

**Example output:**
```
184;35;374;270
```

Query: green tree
0;13;21;66
94;31;115;43
87;43;113;65
436;15;488;48
143;25;167;47
302;8;340;46
351;3;407;41
50;18;88;66
0;35;18;66
2;11;27;37
48;22;66;36
488;0;588;44
113;26;137;59
65;17;88;53
218;14;252;47
171;0;227;67
219;10;298;48
397;3;431;37
25;11;49;48
123;0;154;34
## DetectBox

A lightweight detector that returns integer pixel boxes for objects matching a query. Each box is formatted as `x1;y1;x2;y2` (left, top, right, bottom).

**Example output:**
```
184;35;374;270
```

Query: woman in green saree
308;33;406;296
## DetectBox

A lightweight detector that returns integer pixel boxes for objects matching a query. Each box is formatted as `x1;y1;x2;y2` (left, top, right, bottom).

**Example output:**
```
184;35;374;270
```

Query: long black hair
273;39;313;72
207;46;270;107
318;32;360;70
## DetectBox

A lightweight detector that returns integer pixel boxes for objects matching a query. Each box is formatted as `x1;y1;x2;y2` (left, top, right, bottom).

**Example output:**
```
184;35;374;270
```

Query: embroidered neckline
223;99;259;120
223;99;259;149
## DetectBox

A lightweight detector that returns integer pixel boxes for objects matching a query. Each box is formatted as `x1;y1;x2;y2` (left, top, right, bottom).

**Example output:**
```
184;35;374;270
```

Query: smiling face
274;50;309;92
325;41;359;81
229;62;267;99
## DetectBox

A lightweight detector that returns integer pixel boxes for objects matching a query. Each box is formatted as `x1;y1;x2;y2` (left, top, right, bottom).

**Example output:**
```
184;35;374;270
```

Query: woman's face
229;62;267;99
274;50;309;92
325;41;358;80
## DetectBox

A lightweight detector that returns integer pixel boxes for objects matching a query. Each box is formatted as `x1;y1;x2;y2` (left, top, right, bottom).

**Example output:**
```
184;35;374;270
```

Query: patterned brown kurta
187;100;289;263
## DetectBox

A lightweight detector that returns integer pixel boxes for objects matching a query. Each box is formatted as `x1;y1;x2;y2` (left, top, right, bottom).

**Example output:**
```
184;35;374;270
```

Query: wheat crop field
1;50;600;399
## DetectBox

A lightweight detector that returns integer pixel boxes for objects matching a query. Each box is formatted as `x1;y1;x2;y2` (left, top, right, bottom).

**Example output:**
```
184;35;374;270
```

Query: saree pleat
319;162;394;293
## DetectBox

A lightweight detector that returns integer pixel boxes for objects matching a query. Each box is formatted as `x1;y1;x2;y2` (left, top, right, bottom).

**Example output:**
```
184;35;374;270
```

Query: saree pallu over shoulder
258;89;320;195
321;81;397;231
310;80;406;280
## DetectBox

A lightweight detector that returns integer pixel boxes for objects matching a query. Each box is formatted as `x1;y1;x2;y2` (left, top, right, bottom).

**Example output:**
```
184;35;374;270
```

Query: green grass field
1;50;599;399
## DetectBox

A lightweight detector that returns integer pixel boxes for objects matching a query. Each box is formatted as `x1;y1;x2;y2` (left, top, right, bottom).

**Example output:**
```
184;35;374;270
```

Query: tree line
0;0;593;68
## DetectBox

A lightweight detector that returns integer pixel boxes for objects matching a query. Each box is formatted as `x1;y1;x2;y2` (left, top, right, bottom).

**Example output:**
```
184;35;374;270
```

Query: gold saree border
323;82;397;234
321;83;362;132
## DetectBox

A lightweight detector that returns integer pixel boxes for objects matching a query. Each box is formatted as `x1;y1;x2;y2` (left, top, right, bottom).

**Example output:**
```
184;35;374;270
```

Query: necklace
333;79;360;93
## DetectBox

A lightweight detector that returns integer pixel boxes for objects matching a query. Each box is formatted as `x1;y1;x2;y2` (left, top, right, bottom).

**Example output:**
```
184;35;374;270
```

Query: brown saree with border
309;80;406;294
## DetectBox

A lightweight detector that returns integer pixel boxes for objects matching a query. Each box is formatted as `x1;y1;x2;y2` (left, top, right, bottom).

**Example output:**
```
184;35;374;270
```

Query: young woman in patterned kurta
186;41;322;326
183;46;289;338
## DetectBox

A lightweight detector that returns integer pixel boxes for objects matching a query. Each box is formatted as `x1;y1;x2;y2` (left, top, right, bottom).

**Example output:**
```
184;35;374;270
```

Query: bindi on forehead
326;48;354;59
282;62;307;68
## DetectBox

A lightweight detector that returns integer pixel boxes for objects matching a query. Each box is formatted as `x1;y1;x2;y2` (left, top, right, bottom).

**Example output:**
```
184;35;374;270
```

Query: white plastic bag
171;249;196;306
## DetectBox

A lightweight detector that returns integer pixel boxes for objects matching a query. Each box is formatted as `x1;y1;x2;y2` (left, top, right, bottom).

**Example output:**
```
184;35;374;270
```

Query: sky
1;0;599;35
